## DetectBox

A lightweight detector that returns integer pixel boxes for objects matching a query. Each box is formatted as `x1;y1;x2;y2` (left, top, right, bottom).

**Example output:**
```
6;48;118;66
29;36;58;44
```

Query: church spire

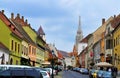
78;16;81;31
75;16;83;52
77;16;82;35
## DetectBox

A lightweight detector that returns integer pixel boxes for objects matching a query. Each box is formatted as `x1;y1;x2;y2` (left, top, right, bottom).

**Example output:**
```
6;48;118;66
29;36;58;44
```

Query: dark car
0;68;43;78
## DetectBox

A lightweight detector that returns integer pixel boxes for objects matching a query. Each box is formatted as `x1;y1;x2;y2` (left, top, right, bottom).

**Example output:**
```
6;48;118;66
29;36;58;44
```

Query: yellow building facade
113;24;120;70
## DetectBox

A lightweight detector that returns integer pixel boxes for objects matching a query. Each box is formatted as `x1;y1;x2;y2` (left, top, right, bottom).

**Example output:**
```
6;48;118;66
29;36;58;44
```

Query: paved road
62;70;89;78
54;70;120;78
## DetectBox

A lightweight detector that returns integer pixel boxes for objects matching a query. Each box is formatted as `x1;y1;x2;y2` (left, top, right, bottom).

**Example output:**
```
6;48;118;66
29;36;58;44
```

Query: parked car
80;68;89;74
89;69;98;78
97;70;116;78
44;68;56;75
0;68;43;78
97;70;105;78
76;68;81;72
34;67;50;78
102;71;112;78
33;67;50;76
40;70;50;78
0;64;31;71
72;67;79;72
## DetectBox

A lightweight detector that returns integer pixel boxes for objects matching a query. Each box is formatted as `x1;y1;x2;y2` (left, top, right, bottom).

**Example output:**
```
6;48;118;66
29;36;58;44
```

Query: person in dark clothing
114;67;118;75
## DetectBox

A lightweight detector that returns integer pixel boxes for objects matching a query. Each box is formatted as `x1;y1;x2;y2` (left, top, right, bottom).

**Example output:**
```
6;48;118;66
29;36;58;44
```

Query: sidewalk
54;71;62;78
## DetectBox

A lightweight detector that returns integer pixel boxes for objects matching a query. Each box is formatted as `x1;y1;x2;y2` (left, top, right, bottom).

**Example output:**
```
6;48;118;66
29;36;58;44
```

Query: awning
95;62;113;67
41;61;50;65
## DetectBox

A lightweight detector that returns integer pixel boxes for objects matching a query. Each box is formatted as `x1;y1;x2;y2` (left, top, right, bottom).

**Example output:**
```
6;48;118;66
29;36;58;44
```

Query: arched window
10;58;13;65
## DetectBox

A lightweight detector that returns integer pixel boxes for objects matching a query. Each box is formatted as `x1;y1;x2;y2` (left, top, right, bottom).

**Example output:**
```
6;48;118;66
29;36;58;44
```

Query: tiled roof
57;51;63;59
58;50;69;57
0;11;23;39
11;20;36;46
111;14;120;28
13;13;29;26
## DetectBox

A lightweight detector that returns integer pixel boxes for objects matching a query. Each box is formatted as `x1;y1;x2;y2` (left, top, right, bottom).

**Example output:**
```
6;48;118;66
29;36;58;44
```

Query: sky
0;0;120;52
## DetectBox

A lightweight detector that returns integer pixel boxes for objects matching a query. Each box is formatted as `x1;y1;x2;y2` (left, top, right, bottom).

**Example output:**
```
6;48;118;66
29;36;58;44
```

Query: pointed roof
77;16;82;34
37;26;45;35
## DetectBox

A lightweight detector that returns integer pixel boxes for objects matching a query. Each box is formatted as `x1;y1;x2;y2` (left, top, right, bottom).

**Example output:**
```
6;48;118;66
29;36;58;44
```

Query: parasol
95;62;113;67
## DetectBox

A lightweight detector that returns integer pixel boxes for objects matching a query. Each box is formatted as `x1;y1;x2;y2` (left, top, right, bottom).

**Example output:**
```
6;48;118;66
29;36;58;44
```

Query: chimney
1;10;4;14
11;13;14;20
21;16;24;21
28;23;31;26
114;15;116;18
25;19;28;25
17;13;20;18
102;18;105;25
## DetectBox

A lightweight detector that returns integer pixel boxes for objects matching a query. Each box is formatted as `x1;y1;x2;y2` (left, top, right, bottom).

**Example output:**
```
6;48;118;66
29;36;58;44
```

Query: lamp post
51;50;54;78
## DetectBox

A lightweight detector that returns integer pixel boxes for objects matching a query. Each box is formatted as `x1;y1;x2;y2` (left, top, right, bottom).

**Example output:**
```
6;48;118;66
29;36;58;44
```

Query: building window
11;40;14;50
116;37;117;46
26;48;28;55
16;60;18;65
108;27;110;33
29;46;31;54
106;39;113;49
118;56;119;64
18;44;20;53
114;39;115;47
15;42;17;52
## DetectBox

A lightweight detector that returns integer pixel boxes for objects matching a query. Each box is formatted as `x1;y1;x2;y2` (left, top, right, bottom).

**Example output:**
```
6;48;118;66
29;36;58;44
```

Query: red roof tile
58;51;63;59
0;11;23;39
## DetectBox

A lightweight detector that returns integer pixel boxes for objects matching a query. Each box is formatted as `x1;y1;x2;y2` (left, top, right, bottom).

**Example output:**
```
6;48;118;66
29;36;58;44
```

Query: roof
37;26;45;35
11;20;36;46
58;50;70;57
57;51;63;59
111;14;120;28
0;11;23;39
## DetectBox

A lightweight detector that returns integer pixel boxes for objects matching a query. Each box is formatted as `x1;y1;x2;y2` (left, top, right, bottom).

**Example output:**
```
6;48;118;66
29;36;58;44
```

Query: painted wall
0;19;11;49
113;24;120;70
78;43;87;55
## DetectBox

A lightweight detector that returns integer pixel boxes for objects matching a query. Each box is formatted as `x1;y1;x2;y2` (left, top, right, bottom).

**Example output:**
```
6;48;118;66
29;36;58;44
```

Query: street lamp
51;50;54;78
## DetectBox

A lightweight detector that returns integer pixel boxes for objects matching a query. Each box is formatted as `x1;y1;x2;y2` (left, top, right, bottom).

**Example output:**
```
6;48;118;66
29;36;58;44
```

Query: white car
40;70;50;78
44;68;56;75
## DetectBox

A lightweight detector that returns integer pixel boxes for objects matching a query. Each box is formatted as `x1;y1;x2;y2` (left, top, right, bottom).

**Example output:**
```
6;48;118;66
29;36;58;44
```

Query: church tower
75;16;83;52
